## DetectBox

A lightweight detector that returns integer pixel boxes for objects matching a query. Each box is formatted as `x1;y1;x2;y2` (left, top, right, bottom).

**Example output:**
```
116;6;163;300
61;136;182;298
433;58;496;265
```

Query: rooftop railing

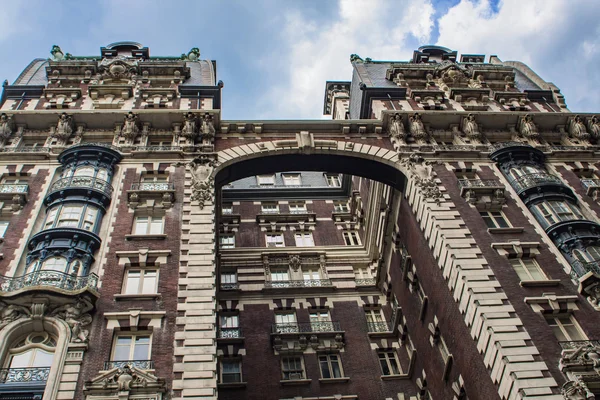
272;321;341;334
581;179;600;190
49;176;113;197
134;145;182;152
0;271;99;293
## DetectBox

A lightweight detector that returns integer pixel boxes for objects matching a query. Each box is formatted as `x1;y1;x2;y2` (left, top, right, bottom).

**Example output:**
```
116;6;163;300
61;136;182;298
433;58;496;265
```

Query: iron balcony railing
67;143;121;152
1;146;51;153
509;172;564;193
0;183;29;194
134;145;182;152
104;360;154;370
458;179;504;190
249;184;312;188
581;179;600;190
0;367;50;383
272;321;341;334
0;271;99;293
130;182;174;191
49;176;113;197
355;278;377;286
431;144;485;152
550;145;590;152
559;340;600;350
288;209;309;214
367;321;393;333
218;327;243;339
489;141;532;152
220;282;239;290
571;259;600;278
264;279;332;288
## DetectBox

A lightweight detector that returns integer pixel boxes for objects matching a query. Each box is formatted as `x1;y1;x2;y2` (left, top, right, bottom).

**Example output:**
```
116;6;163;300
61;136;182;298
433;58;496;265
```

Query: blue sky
0;0;598;119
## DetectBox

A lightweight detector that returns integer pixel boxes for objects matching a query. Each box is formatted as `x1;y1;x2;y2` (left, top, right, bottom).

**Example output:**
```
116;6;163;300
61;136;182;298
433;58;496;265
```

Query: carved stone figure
289;255;301;272
399;153;441;203
51;299;93;343
98;56;139;81
468;75;485;89
116;366;134;391
462;114;481;142
50;45;64;61
561;378;594;400
588;116;600;141
519;114;540;142
409;113;428;143
389;113;406;143
350;54;363;63
200;113;216;145
181;112;198;143
569;115;590;141
120;112;139;144
435;62;469;92
52;113;74;145
0;113;13;145
0;300;29;328
187;156;217;209
182;47;200;61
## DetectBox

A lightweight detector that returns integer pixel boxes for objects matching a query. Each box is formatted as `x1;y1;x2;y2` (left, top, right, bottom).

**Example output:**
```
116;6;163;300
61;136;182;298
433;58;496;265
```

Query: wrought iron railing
272;321;341;334
458;179;503;189
559;340;600;350
571;259;600;278
130;182;174;191
220;282;239;290
49;176;113;197
219;327;243;339
550;145;590;152
489;141;532;151
509;173;564;193
0;271;99;293
1;146;51;153
249;184;312;188
367;321;393;333
288;209;309;214
355;278;377;286
0;367;50;383
431;145;484;152
0;183;29;194
581;179;600;190
134;145;182;152
67;142;121;152
260;209;280;214
104;360;154;370
264;279;332;288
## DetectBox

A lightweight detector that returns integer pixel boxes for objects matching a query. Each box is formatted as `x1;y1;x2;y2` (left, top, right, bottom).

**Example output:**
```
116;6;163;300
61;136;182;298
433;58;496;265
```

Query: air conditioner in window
287;372;303;380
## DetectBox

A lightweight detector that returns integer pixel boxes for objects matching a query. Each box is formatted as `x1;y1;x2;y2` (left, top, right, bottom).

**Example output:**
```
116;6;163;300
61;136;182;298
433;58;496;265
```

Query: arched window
588;246;600;261
73;166;95;177
43;203;99;232
4;332;55;383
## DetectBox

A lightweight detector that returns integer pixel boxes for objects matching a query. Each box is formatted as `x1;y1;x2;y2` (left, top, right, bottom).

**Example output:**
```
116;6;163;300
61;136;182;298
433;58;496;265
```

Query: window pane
114;337;132;360
523;259;544;280
480;212;495;228
330;355;342;378
150;218;163;234
9;351;34;368
491;212;509;228
125;271;141;294
32;350;54;367
378;354;390;375
133;336;150;360
142;270;157;294
319;355;331;378
135;217;149;234
0;222;8;237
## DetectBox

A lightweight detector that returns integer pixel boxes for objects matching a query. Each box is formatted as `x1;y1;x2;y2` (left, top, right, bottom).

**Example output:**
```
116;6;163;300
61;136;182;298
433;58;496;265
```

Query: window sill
319;377;350;384
520;279;561;287
218;382;247;389
114;293;161;301
125;234;167;240
381;374;410;381
487;227;524;234
280;379;311;386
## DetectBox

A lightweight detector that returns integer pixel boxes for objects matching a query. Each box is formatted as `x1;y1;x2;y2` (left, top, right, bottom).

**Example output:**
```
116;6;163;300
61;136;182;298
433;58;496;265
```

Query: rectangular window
0;221;8;238
221;272;237;284
282;174;301;186
318;354;343;379
354;267;371;279
282;356;305;380
275;313;296;325
535;201;583;226
261;202;279;214
303;269;321;281
220;315;239;329
220;234;235;249
220;359;242;383
437;336;450;361
112;334;151;362
133;216;164;235
294;232;314;247
124;269;158;295
288;202;307;214
509;258;546;281
378;351;401;376
257;174;275;186
480;211;509;229
326;174;342;187
58;205;83;228
222;203;233;215
44;208;58;229
271;269;289;282
545;315;586;342
333;201;349;213
266;233;285;247
343;231;361;246
365;308;388;332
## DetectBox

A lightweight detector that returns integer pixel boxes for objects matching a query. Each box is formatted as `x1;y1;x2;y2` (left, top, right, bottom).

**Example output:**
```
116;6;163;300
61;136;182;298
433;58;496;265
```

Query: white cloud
436;0;600;112
256;0;435;119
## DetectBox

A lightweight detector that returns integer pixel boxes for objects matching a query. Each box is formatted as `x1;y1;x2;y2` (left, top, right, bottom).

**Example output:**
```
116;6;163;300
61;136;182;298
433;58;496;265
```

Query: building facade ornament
408;113;429;144
0;113;13;145
50;112;74;145
568;115;590;142
98;55;139;81
181;112;198;143
389;113;407;145
186;155;216;209
119;112;140;145
50;298;94;343
182;47;200;61
200;113;216;150
0;300;30;329
518;114;540;143
561;378;594;400
462;113;482;142
587;116;600;141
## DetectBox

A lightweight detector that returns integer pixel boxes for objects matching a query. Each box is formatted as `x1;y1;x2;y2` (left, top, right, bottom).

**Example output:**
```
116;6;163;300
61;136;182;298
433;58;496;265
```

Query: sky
0;0;598;120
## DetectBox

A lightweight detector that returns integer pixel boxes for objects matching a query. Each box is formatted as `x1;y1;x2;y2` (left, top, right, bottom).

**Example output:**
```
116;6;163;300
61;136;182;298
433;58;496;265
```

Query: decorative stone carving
400;153;442;203
98;55;139;81
181;47;200;61
181;112;198;144
568;115;590;142
435;61;469;92
587;116;600;142
408;113;429;144
350;54;363;63
47;113;74;146
561;378;594;400
462;113;482;143
289;255;301;272
119;112;140;145
0;113;13;146
186;155;217;209
50;298;93;343
50;45;65;61
200;113;216;150
468;75;486;89
518;114;540;143
0;300;30;329
389;113;406;145
84;365;166;399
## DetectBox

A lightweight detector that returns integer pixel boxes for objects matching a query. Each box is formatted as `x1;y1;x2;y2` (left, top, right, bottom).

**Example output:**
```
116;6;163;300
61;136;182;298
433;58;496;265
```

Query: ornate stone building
0;42;598;400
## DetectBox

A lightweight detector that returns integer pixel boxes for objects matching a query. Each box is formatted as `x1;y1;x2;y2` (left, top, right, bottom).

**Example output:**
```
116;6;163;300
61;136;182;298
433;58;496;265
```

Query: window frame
509;257;547;281
333;201;350;213
480;210;510;229
256;174;275;186
282;174;302;186
545;315;587;342
220;358;243;384
288;202;307;214
261;202;279;214
110;333;152;363
294;232;315;247
281;355;306;380
266;233;285;248
343;231;361;246
378;350;401;376
220;234;235;249
133;215;165;235
0;221;9;238
325;174;342;187
318;353;344;379
123;268;159;295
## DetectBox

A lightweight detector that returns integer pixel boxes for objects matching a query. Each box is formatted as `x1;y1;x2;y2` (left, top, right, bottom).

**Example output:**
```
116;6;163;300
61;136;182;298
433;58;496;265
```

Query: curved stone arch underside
174;139;562;400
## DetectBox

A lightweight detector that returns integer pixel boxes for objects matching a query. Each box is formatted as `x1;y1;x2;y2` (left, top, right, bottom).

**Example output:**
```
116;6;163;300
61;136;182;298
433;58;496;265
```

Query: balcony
45;176;113;207
0;367;50;384
458;179;505;209
220;282;239;290
559;340;600;350
264;279;332;289
355;278;377;287
133;145;182;153
0;271;99;296
0;183;29;211
256;212;316;227
104;360;154;370
508;173;575;205
218;327;243;341
581;179;600;199
570;259;600;279
272;321;341;334
367;321;393;333
559;340;600;393
128;182;175;209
